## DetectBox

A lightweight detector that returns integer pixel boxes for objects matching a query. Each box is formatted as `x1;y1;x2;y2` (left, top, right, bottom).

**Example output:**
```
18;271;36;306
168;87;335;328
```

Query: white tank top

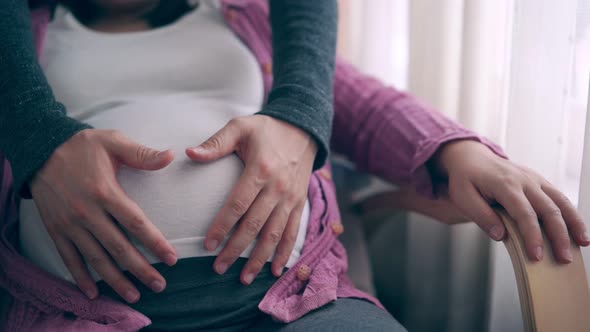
18;0;309;283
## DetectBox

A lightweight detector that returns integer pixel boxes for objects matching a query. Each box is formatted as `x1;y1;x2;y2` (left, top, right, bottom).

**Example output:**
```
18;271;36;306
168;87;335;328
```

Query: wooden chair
357;188;590;332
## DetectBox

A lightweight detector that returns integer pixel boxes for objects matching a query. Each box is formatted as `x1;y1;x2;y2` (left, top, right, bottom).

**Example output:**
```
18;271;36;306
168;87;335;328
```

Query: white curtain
338;0;589;331
581;86;590;279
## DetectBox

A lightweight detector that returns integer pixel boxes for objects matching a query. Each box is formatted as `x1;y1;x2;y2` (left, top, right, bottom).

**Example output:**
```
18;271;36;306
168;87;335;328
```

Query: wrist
429;139;488;178
259;114;319;158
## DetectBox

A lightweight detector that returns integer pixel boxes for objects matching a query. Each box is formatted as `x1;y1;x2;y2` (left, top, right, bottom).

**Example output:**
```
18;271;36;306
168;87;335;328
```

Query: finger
186;119;243;162
70;228;140;303
240;203;292;285
103;185;178;267
106;131;174;170
213;186;278;275
271;202;304;277
52;233;98;299
451;182;505;241
204;166;264;254
542;184;590;246
495;189;544;261
36;202;99;299
83;209;167;293
525;187;572;263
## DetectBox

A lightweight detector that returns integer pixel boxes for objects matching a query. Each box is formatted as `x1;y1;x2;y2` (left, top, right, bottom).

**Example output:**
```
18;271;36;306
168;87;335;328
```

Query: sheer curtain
581;87;590;277
338;0;589;331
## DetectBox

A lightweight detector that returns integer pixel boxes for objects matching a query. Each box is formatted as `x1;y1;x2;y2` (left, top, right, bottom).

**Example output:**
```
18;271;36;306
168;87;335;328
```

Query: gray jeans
97;257;406;331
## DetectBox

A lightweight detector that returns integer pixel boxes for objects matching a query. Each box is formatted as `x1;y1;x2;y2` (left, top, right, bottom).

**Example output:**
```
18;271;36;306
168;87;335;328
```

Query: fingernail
164;253;177;266
205;239;219;251
489;226;504;241
125;289;140;303
150;280;165;293
533;246;543;261
84;288;97;299
273;267;284;277
243;273;254;285
562;249;573;263
581;231;590;242
191;146;206;154
216;262;228;275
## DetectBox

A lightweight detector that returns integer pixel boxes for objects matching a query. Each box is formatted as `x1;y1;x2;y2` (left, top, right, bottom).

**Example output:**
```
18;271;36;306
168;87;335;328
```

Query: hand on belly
95;96;316;286
26;127;178;304
185;113;317;286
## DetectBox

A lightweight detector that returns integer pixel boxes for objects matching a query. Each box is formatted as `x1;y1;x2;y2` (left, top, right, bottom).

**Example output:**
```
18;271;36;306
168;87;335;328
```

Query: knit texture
0;0;506;330
0;0;91;198
260;0;337;170
0;0;336;199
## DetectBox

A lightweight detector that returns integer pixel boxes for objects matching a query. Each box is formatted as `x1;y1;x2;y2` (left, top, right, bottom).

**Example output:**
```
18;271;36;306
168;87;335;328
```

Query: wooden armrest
358;190;590;332
354;187;468;225
499;209;590;331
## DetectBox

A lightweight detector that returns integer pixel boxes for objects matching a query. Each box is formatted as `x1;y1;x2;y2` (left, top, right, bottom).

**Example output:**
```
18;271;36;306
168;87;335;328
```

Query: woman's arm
331;59;504;196
331;58;589;263
0;0;90;198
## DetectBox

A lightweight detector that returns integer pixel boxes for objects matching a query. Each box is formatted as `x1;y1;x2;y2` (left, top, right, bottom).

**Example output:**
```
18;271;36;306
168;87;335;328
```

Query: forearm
259;0;338;170
331;59;506;197
0;0;90;197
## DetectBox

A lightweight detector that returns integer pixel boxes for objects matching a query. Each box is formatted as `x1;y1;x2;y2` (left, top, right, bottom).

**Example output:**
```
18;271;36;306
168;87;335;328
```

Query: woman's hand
432;140;590;263
30;129;178;302
186;115;317;285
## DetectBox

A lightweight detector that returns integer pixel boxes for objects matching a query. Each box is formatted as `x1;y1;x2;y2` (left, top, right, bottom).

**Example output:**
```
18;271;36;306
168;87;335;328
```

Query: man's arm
258;0;338;170
0;0;90;197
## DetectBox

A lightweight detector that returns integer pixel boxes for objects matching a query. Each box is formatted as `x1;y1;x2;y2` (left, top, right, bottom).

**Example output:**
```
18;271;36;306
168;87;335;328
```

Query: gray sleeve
258;0;338;170
0;0;91;198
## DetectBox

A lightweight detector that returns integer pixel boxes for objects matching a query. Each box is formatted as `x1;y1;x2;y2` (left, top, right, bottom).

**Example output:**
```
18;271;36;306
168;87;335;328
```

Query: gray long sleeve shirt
0;0;337;197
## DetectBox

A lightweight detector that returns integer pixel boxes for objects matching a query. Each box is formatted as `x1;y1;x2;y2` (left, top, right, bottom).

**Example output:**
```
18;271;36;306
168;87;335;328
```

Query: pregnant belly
96;96;247;261
18;95;309;281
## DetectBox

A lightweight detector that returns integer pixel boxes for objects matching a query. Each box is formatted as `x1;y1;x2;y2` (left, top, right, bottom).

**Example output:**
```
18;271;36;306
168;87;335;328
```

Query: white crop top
18;0;309;282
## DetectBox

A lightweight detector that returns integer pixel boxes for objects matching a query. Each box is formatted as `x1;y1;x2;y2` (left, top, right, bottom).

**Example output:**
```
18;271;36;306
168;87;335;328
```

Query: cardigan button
296;264;312;281
318;168;332;181
331;222;344;236
262;62;273;75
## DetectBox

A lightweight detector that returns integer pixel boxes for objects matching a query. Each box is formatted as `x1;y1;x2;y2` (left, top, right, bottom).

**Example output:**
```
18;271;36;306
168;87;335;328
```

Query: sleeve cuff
9;117;91;198
411;130;507;198
257;98;332;170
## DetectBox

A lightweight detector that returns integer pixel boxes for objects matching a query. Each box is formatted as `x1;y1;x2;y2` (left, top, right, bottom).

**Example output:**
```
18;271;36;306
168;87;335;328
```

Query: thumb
108;133;174;171
186;121;242;162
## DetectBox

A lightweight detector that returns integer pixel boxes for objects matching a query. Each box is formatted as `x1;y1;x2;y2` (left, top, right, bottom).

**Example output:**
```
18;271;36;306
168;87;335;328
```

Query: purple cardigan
0;0;505;330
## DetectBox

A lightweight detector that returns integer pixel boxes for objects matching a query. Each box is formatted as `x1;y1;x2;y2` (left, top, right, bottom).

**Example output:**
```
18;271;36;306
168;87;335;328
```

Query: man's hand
31;129;178;302
186;115;317;285
431;140;590;263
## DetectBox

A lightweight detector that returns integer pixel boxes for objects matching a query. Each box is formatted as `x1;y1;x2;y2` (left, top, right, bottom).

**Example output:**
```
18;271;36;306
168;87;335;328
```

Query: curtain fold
337;0;586;331
406;1;511;331
490;2;580;331
579;83;590;286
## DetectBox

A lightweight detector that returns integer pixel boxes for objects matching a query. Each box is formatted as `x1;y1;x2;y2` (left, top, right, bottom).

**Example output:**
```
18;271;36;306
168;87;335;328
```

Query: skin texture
30;129;178;303
431;140;590;263
186;115;317;285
